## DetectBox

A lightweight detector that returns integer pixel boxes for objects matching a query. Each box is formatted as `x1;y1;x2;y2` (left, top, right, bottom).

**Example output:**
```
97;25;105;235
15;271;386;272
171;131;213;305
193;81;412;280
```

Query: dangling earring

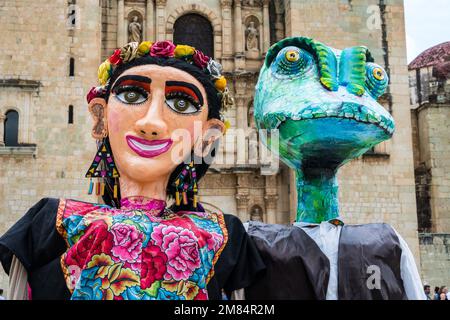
174;160;198;209
85;137;120;201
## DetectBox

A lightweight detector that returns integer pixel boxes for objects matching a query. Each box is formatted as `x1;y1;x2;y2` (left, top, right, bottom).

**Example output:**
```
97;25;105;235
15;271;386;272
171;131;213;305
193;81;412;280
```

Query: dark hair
100;56;223;211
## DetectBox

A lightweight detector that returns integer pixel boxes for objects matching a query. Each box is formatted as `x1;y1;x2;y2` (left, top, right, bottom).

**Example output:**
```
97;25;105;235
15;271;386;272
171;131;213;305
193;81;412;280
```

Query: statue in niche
250;206;263;222
245;21;259;52
128;16;142;43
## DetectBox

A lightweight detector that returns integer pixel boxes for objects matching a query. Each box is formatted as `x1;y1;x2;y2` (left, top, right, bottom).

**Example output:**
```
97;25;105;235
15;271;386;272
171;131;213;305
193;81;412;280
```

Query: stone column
234;0;245;70
264;174;278;224
236;173;250;221
155;0;167;41
146;0;155;41
236;193;249;221
117;0;126;46
0;114;5;146
220;0;233;71
262;0;270;54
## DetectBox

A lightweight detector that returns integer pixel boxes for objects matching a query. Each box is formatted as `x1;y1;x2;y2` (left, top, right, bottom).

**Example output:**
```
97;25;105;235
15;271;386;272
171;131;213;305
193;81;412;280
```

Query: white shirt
293;220;426;300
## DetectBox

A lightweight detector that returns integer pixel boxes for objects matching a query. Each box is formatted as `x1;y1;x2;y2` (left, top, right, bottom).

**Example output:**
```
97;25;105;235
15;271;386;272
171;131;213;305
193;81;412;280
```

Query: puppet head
85;41;233;209
254;37;394;171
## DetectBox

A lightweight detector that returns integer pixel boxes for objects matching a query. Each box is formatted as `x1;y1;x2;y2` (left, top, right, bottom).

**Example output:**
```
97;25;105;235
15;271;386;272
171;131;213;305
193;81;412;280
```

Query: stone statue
250;206;263;221
245;21;259;52
128;16;142;43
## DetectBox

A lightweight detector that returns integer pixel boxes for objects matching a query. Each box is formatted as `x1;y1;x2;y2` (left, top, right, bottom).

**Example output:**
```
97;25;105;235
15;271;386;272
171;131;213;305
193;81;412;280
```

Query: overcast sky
404;0;450;63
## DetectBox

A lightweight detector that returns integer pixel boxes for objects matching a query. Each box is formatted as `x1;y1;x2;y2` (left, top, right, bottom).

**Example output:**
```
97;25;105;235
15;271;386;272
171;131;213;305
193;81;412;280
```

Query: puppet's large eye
365;63;388;99
114;86;148;104
271;46;313;78
165;92;201;114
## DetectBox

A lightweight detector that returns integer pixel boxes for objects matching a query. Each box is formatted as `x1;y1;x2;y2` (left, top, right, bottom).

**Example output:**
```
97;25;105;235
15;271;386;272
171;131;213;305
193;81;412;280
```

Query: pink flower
152;224;201;281
111;223;143;263
206;232;223;251
150;41;176;57
193;50;210;69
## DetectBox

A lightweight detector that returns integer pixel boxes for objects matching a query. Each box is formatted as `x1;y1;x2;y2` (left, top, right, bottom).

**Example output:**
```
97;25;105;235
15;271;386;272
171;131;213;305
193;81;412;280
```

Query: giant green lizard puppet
245;37;425;300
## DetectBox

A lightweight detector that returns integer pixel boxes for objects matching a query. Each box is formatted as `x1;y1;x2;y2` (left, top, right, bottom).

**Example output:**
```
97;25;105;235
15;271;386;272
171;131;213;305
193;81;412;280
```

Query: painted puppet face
98;64;220;184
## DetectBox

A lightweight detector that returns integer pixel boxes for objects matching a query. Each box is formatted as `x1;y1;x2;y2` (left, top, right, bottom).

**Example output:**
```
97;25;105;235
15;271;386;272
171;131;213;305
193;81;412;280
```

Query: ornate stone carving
155;0;167;6
220;0;233;8
243;0;263;7
236;192;250;209
264;194;278;210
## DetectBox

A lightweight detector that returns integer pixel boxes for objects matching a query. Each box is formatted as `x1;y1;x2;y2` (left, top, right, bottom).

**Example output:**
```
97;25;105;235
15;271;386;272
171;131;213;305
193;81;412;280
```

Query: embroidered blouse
0;198;265;300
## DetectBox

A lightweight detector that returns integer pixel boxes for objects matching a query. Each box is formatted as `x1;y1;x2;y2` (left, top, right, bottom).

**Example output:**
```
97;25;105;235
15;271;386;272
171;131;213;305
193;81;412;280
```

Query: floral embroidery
57;198;227;300
111;223;143;263
152;224;201;281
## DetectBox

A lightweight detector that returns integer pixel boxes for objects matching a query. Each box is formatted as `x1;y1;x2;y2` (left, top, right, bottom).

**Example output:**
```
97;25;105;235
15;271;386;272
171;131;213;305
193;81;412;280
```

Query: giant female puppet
245;37;425;300
0;41;265;300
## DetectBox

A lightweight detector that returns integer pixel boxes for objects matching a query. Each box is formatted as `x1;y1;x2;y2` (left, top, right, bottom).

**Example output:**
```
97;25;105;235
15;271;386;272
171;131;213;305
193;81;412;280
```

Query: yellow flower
215;76;227;92
138;41;153;56
174;45;195;58
98;60;112;86
224;119;231;134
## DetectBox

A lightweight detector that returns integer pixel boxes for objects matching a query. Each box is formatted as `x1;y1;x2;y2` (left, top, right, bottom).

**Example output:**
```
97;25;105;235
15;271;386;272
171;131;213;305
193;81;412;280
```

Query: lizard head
254;37;394;171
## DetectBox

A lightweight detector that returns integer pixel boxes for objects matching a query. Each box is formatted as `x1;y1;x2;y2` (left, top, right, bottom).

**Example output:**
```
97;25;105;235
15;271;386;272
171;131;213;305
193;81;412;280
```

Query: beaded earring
85;138;120;200
174;161;198;208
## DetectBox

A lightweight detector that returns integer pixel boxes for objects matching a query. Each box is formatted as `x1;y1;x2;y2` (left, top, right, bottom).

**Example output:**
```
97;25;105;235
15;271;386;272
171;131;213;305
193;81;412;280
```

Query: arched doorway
173;14;214;58
4;110;19;146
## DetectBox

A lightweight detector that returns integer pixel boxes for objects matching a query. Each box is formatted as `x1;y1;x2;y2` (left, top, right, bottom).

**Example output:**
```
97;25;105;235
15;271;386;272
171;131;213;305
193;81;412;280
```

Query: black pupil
125;92;139;103
175;99;188;111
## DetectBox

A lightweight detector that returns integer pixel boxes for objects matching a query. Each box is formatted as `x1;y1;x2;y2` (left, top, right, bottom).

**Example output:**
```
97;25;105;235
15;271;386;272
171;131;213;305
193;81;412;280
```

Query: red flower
109;49;122;65
150;41;176;57
65;221;114;268
86;87;100;103
193;50;210;69
141;245;168;289
194;288;208;300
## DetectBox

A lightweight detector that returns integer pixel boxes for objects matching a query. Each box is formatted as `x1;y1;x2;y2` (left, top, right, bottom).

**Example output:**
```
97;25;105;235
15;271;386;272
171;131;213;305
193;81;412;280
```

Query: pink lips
126;135;173;158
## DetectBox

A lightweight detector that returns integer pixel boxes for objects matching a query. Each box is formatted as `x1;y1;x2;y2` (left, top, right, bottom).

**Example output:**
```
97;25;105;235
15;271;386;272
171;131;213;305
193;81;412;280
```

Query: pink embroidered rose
193;50;210;69
150;41;176;57
206;232;223;251
111;223;143;263
152;224;201;281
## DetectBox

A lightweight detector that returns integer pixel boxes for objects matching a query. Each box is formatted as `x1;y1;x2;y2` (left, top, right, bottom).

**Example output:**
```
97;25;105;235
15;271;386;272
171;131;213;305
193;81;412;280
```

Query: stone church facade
1;0;435;292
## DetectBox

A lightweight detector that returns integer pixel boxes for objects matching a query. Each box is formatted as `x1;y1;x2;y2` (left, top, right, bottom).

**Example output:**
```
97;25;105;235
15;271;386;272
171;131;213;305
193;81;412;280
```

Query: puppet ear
193;118;225;158
88;97;108;140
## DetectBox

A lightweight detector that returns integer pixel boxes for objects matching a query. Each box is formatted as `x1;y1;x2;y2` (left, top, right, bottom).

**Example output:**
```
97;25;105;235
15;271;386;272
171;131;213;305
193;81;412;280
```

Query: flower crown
87;40;234;116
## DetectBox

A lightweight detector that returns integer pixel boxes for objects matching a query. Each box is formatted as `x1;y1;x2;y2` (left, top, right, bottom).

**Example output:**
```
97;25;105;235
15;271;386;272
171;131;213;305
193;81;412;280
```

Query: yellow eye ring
373;67;384;81
285;50;299;62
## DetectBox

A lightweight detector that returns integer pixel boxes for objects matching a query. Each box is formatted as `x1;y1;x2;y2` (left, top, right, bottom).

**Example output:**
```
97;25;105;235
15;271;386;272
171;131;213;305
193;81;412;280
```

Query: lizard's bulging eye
372;67;384;81
365;63;388;99
272;46;313;78
285;50;299;62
